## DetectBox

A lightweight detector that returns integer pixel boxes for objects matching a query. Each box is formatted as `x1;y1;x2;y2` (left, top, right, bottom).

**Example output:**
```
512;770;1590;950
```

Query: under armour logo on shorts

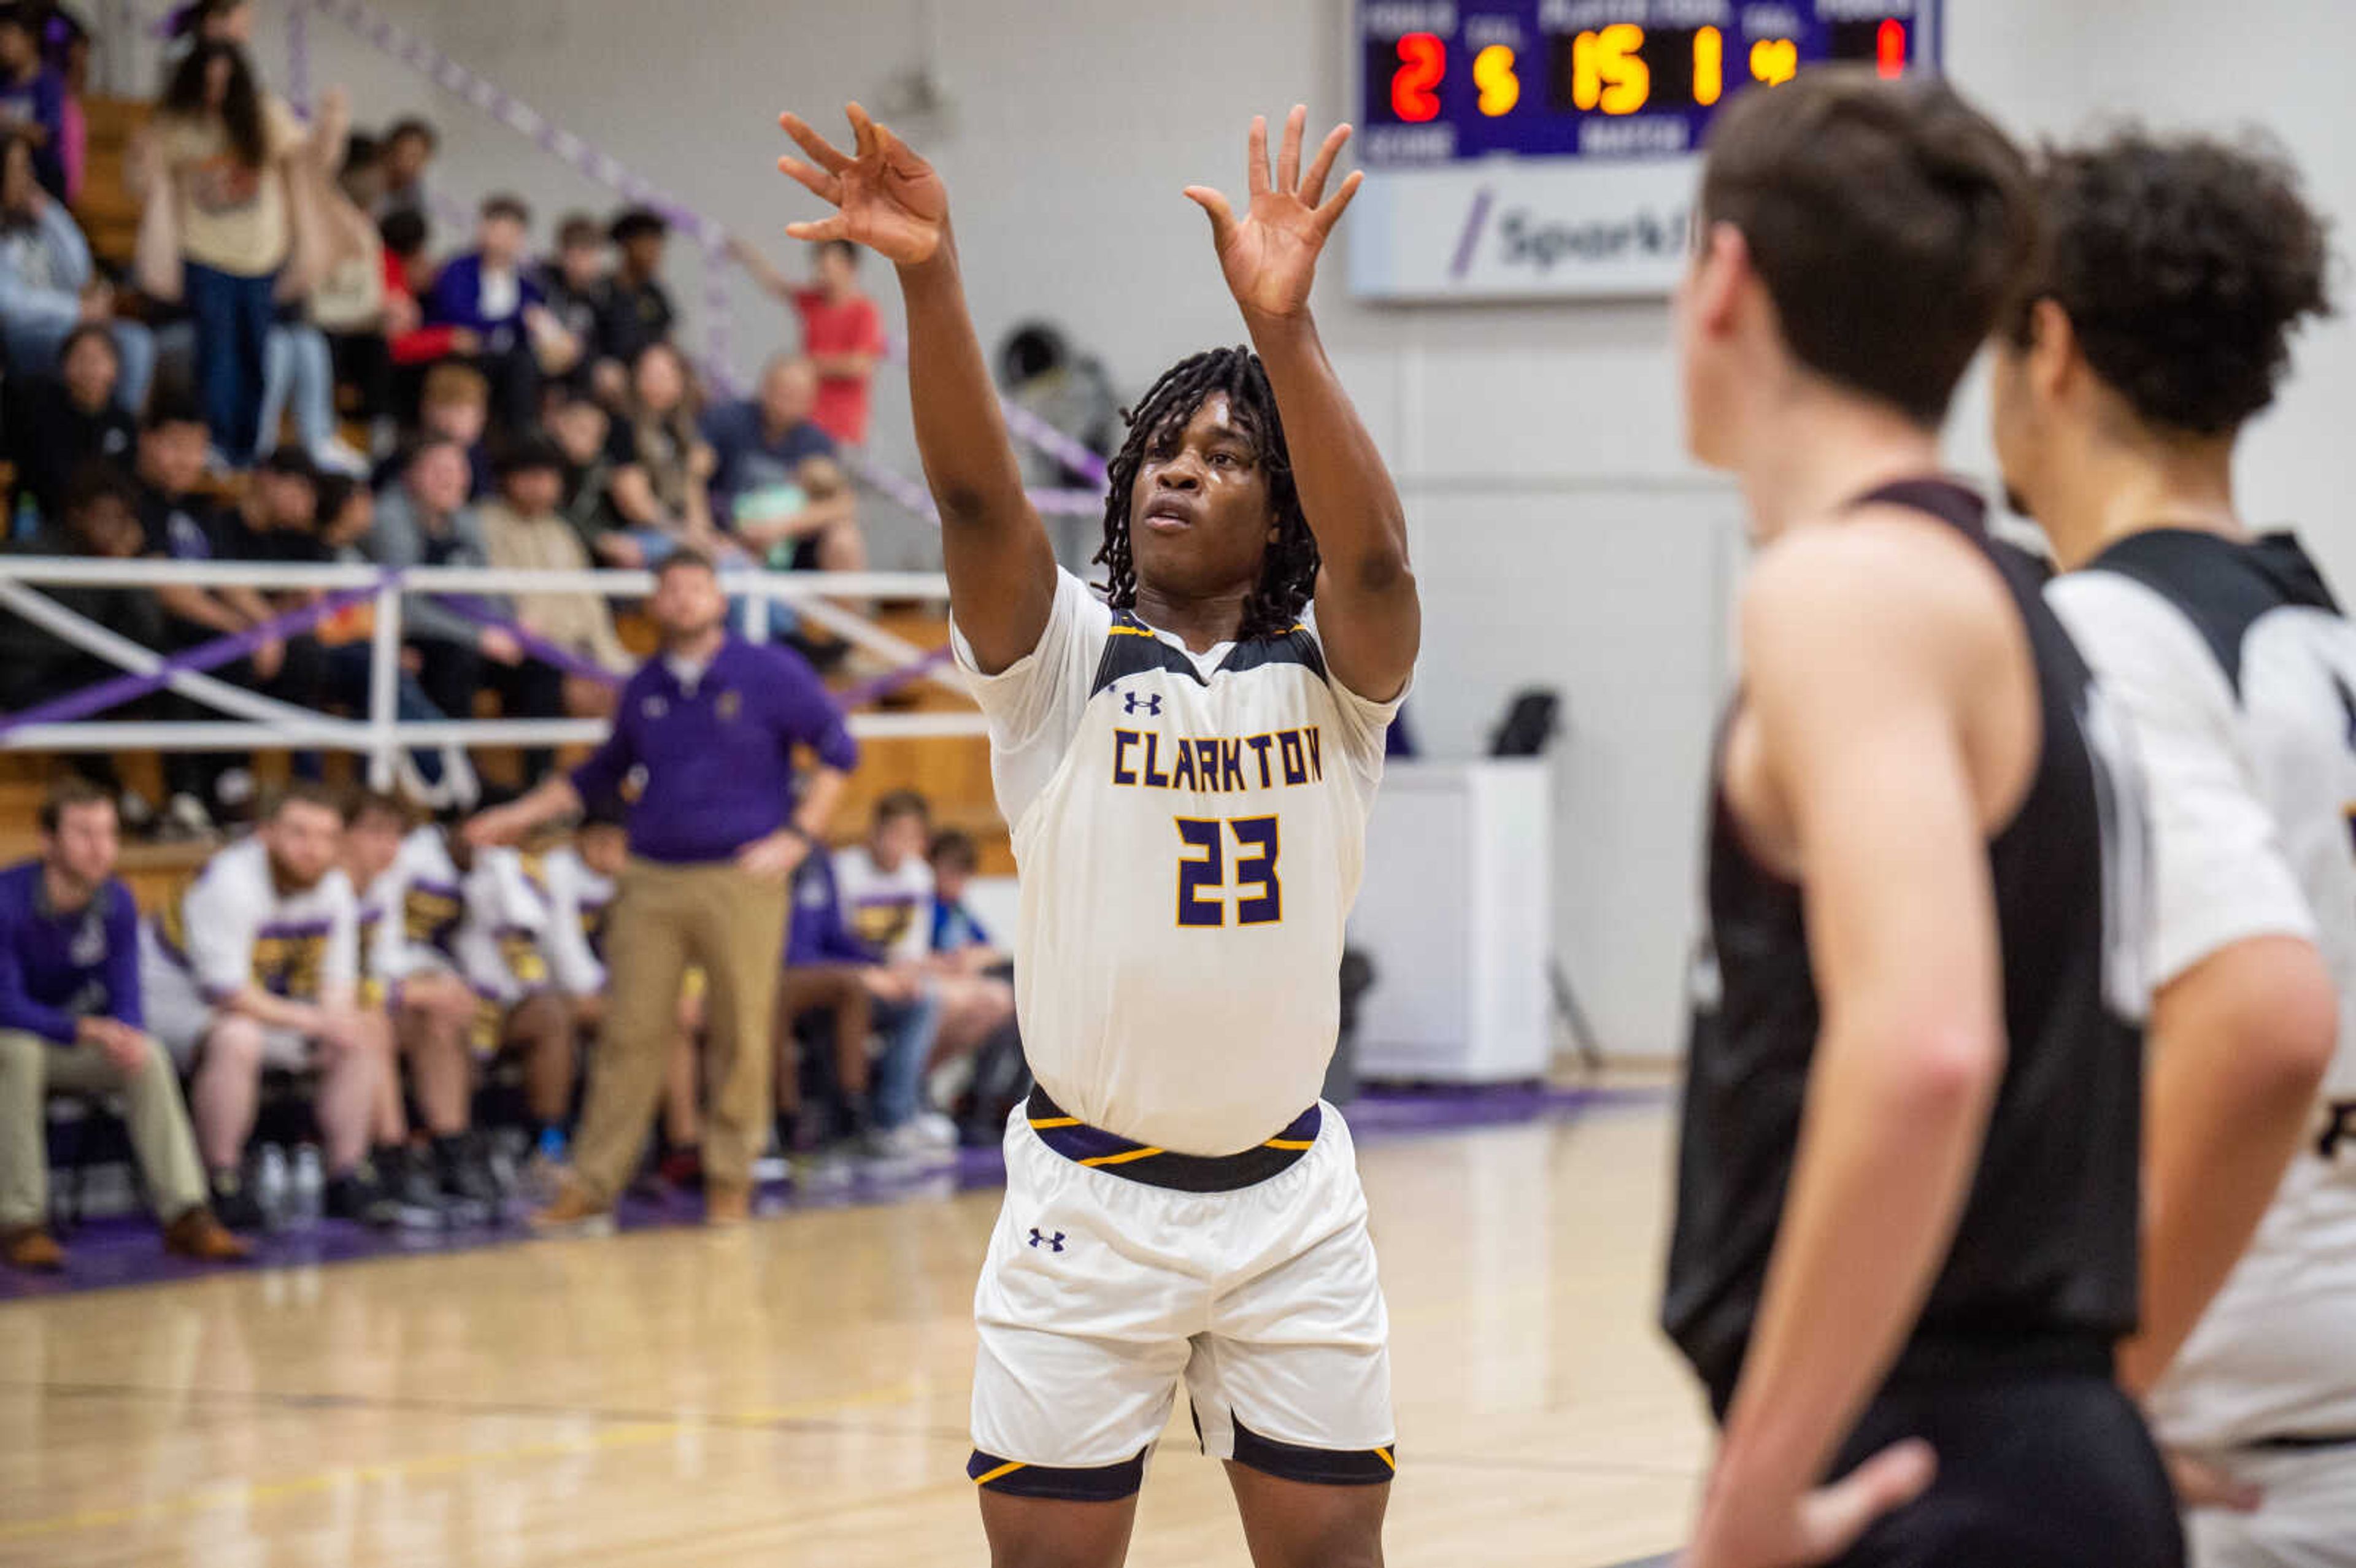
1028;1228;1065;1252
1123;691;1163;717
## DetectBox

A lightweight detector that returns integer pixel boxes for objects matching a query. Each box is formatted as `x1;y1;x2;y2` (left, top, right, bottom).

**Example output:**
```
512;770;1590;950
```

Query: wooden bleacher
75;95;148;273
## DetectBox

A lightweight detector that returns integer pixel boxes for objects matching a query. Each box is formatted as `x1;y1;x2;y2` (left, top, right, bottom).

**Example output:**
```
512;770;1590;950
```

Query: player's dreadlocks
1094;345;1319;641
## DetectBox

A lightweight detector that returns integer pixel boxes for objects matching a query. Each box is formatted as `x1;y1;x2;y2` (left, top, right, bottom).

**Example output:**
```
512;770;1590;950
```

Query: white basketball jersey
956;569;1403;1157
2052;530;2356;1448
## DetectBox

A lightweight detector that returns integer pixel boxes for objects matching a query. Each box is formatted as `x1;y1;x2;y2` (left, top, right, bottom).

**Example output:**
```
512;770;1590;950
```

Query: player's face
1126;393;1277;609
45;801;118;890
264;801;343;891
344;811;403;884
651;563;726;643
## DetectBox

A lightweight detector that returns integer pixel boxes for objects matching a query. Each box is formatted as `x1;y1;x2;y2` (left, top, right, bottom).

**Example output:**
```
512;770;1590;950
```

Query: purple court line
0;581;385;737
0;1083;1668;1301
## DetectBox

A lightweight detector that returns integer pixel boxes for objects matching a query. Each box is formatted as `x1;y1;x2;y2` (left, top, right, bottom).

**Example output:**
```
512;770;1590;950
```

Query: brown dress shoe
527;1179;615;1236
162;1206;253;1262
2;1225;65;1272
703;1181;751;1226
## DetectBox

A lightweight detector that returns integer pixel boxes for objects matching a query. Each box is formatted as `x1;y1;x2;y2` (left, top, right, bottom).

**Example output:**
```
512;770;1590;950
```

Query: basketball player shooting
771;103;1418;1568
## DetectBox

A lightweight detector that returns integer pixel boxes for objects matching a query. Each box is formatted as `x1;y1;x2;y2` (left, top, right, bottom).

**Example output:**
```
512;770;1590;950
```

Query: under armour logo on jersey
1123;691;1163;717
1027;1228;1066;1253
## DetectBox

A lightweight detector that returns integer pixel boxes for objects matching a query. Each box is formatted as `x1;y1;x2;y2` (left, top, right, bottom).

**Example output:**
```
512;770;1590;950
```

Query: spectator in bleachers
223;444;323;561
595;207;674;377
922;825;1017;1072
547;388;627;564
0;462;158;716
374;115;436;221
733;236;885;446
703;353;866;572
479;431;631;705
0;131;152;410
776;839;942;1170
381;360;495;498
303;474;473;807
5;321;133;525
372;816;572;1212
0;2;66;199
173;0;252;48
467;551;857;1229
317;133;394;438
831;791;960;1150
603;340;722;567
379;207;473;410
364;436;543;739
427;193;574;434
144;40;309;465
538;212;609;398
0;780;250;1270
139;782;397;1230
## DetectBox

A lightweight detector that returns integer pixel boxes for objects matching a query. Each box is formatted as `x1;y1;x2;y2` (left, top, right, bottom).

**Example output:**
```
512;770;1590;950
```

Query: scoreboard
1347;1;1944;301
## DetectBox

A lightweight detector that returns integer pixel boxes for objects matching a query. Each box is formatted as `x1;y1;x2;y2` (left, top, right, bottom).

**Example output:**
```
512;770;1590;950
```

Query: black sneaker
210;1174;266;1232
323;1169;399;1228
435;1136;502;1223
391;1146;447;1226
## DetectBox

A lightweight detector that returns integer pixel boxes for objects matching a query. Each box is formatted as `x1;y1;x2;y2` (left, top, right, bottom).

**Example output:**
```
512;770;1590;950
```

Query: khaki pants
571;858;791;1203
0;1028;211;1229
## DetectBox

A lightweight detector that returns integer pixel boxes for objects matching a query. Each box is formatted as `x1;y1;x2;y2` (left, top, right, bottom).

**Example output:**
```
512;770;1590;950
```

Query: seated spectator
923;826;1018;1071
547;389;627;563
537;212;607;396
0;2;67;199
137;783;398;1230
0;131;152;410
604;340;723;567
4;321;134;524
0;780;249;1271
479;431;631;703
378;360;493;498
374;114;436;221
372;816;572;1215
704;354;866;571
379;207;472;395
830;791;960;1151
595;207;674;388
364;437;553;748
0;462;158;716
305;474;472;807
224;444;325;562
144;40;309;465
734;236;885;445
426;193;574;434
777;842;942;1172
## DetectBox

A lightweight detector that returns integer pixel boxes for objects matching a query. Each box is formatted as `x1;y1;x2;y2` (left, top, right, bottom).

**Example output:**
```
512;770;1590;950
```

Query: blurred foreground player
1996;130;2349;1565
774;102;1416;1566
1658;71;2179;1567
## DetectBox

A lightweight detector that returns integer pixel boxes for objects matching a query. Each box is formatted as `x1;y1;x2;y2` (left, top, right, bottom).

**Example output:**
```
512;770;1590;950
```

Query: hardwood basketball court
0;1093;1703;1566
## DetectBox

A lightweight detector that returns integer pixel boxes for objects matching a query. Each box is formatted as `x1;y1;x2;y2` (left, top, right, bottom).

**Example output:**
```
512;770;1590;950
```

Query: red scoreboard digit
1390;31;1446;123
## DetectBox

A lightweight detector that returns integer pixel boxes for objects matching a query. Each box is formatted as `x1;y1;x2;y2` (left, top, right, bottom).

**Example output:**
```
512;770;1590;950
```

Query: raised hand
1185;105;1364;321
775;104;949;267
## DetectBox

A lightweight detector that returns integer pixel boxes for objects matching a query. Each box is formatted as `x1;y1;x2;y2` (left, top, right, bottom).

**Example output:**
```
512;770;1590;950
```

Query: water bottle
291;1144;325;1226
256;1144;290;1231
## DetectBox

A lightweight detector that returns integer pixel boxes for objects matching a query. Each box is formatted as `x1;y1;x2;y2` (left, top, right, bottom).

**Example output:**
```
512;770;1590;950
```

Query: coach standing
468;551;855;1227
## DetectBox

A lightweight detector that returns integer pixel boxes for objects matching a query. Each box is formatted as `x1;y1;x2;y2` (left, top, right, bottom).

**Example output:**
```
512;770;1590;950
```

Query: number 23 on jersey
1176;816;1282;928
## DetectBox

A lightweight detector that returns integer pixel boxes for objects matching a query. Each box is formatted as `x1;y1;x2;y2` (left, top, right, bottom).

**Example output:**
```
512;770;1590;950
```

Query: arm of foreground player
1187;107;1417;701
1687;539;2011;1568
773;105;1055;676
2121;936;2335;1398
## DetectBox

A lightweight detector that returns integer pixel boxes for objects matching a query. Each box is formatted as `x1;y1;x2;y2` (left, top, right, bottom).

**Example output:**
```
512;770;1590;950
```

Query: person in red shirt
733;235;884;445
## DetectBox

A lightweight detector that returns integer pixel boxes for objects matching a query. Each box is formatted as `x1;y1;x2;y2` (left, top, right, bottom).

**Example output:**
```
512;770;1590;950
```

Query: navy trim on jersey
2085;528;2341;696
1224;1414;1397;1486
968;1447;1148;1501
1025;1086;1320;1191
1087;609;1328;699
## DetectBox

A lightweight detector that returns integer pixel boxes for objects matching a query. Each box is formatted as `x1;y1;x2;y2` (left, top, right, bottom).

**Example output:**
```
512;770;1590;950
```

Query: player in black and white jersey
1658;72;2179;1567
771;102;1416;1566
1994;129;2346;1565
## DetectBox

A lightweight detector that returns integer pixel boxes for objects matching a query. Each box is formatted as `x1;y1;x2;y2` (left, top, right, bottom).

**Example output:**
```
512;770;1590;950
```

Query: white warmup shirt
955;569;1404;1156
534;845;616;998
2050;529;2356;1450
374;828;552;1006
144;836;359;1005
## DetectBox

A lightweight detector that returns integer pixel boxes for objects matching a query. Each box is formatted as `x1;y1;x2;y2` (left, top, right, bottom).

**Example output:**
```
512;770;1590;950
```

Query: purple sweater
0;858;142;1043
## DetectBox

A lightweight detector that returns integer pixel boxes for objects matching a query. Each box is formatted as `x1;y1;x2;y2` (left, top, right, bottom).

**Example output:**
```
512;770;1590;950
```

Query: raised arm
1186;108;1417;700
773;105;1054;674
1688;534;2014;1568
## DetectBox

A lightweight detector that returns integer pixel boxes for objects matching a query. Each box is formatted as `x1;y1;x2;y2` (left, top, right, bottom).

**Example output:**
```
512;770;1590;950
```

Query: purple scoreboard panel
1348;1;1944;301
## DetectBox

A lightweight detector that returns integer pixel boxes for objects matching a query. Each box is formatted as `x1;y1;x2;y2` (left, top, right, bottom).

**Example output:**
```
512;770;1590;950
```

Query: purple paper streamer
0;581;383;737
420;595;626;689
286;0;312;115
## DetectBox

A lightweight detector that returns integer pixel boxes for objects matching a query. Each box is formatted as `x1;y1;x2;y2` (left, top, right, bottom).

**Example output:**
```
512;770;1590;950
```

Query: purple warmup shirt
0;858;142;1043
571;637;858;865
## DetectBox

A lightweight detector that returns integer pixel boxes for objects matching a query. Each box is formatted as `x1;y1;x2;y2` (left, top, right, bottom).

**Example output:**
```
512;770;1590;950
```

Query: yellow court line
0;1378;928;1543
